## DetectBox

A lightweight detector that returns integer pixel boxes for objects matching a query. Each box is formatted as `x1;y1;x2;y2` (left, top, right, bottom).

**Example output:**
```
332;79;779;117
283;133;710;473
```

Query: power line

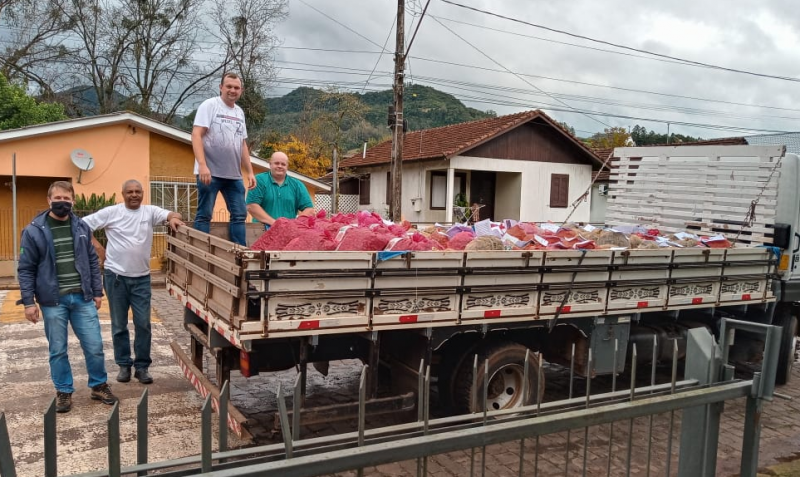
439;0;800;84
429;15;693;68
431;16;613;128
296;0;385;50
361;15;396;93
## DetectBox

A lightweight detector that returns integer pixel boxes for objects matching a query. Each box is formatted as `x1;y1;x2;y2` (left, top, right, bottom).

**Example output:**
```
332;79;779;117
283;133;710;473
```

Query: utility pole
389;0;405;222
331;147;339;214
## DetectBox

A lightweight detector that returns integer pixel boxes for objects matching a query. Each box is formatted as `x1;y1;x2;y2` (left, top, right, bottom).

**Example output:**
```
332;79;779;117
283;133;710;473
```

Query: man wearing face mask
83;179;184;384
17;181;118;413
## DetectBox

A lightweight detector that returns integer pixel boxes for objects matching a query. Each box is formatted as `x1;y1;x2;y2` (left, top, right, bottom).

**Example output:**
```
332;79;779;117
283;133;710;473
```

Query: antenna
70;149;95;184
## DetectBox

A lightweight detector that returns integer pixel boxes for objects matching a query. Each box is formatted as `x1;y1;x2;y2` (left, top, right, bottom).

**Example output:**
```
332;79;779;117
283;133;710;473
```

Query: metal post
390;0;405;222
331;148;339;214
678;327;718;477
201;395;212;473
12;153;18;281
137;389;149;476
740;385;763;477
219;381;229;456
0;413;17;477
43;399;56;477
108;403;121;477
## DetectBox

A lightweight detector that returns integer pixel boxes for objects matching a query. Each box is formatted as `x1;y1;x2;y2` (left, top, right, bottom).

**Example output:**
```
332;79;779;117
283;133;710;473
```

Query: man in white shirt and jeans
191;72;256;245
83;180;184;384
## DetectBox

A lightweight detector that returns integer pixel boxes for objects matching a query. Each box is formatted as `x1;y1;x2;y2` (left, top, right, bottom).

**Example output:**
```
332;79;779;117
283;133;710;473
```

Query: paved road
1;285;799;476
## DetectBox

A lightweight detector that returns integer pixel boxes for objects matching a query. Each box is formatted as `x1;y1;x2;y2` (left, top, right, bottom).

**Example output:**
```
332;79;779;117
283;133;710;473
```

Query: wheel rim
486;363;526;410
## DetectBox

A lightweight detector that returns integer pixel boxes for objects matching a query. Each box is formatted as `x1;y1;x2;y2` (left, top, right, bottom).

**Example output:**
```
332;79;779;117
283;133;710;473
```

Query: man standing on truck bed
191;72;256;246
17;180;118;413
83;180;184;384
246;151;315;229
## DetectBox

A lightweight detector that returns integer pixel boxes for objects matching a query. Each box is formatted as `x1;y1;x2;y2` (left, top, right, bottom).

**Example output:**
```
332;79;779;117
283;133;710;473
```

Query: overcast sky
270;0;800;139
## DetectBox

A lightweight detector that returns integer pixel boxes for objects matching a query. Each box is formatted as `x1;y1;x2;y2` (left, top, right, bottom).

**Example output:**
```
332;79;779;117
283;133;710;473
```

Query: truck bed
165;225;777;349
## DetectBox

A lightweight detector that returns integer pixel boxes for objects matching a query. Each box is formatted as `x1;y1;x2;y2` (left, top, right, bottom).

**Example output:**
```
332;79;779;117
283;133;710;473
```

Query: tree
556;120;576;136
210;0;287;141
59;0;133;115
258;134;330;178
630;124;703;146
0;0;73;95
0;74;67;130
585;126;631;149
119;0;220;122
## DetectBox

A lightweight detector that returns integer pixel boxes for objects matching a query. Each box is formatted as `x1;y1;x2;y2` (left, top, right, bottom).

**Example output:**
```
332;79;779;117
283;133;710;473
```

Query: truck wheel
775;309;798;386
453;342;544;414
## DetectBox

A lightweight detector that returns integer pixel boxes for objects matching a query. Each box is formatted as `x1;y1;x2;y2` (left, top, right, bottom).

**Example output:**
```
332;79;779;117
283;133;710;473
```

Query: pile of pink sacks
250;211;732;252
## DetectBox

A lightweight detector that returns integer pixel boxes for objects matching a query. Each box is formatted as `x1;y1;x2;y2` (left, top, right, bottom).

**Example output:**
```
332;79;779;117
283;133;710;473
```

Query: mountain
263;85;496;151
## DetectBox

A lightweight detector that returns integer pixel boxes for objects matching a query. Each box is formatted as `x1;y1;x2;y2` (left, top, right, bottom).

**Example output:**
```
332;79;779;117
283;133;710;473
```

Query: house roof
0;111;331;191
339;110;604;169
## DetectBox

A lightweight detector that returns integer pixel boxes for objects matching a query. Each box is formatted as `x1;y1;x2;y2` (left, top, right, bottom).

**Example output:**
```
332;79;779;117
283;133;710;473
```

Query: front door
470;171;496;222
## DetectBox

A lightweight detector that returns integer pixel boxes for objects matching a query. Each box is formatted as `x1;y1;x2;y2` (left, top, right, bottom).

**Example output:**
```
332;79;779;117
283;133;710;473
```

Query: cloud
270;0;800;139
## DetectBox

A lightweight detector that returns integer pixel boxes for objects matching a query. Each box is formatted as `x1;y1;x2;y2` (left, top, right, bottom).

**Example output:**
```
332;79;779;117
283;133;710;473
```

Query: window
386;171;392;205
430;172;447;209
359;174;371;205
150;178;197;224
430;171;467;210
550;174;569;208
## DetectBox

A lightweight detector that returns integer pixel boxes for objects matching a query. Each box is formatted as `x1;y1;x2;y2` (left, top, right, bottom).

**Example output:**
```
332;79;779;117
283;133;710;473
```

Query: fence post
0;413;17;477
43;399;56;477
677;327;721;477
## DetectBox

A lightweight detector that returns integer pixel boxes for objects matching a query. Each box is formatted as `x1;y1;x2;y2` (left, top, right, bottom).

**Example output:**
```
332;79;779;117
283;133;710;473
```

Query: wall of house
452;155;592;223
0;124;151;201
149;133;196;179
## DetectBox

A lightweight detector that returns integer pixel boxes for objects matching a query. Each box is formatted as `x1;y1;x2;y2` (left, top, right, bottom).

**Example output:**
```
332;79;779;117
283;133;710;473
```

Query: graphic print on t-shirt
208;114;245;149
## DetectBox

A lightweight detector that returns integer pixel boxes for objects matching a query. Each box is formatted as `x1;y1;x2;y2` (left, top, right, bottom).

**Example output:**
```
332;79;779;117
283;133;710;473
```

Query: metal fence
0;319;782;477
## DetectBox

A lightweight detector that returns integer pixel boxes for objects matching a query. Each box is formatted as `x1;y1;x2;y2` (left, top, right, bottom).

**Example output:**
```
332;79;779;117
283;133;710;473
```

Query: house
0;111;330;276
336;110;605;224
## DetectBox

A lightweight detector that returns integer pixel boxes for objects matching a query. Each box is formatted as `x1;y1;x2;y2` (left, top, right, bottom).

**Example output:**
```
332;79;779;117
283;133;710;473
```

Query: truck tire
453;342;544;414
775;308;798;386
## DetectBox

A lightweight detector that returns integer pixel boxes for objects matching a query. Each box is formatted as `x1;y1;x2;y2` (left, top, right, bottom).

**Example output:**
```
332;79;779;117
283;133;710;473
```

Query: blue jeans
104;270;152;370
40;293;108;393
194;176;247;246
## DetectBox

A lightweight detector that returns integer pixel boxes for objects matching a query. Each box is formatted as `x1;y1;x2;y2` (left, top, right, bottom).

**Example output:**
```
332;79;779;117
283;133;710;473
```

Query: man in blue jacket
18;181;118;413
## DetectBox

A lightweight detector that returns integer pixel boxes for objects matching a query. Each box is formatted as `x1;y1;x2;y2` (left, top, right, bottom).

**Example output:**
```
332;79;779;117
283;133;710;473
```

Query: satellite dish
70;149;94;183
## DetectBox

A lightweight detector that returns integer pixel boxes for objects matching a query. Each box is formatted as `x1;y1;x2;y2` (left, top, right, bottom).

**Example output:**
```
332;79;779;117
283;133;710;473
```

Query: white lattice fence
606;145;784;245
315;194;360;213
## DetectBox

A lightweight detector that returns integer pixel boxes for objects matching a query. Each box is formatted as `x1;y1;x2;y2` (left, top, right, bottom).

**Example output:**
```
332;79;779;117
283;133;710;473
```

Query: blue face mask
50;201;72;218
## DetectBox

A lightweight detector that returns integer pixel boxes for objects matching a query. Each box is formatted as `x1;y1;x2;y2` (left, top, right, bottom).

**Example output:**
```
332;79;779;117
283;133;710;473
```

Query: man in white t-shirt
83;180;184;384
191;72;256;246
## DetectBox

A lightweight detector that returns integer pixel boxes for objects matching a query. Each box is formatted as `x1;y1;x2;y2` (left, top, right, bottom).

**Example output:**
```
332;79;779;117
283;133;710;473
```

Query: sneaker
117;366;131;383
55;392;72;413
134;368;153;384
90;383;119;405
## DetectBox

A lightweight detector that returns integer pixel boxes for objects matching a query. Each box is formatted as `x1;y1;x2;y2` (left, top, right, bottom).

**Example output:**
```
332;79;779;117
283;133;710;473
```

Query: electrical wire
431;16;613;129
439;0;800;84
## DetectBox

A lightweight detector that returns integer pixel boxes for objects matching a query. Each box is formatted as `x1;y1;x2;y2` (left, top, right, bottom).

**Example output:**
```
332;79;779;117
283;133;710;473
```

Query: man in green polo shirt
246;151;315;229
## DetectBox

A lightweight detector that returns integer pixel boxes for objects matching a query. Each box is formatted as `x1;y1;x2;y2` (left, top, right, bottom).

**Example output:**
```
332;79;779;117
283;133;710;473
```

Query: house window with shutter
550;174;569;208
359;174;371;205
